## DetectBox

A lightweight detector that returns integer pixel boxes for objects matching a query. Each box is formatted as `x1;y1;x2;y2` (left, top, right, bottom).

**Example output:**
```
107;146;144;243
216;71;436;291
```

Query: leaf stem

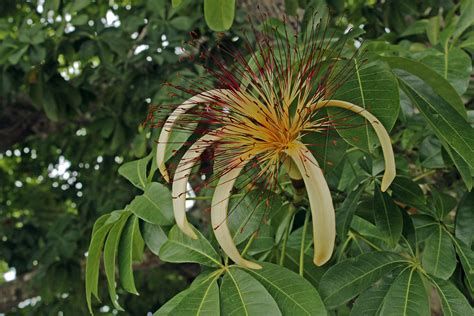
241;232;256;257
279;207;295;266
413;170;436;181
299;210;311;276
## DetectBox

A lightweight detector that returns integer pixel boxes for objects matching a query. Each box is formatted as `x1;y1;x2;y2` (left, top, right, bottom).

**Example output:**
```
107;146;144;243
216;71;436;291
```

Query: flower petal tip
180;224;198;240
159;164;170;183
313;255;330;267
381;172;396;192
243;261;262;270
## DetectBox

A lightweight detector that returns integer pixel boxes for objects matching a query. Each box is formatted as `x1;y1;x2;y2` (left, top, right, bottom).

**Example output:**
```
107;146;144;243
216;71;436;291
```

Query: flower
153;18;396;269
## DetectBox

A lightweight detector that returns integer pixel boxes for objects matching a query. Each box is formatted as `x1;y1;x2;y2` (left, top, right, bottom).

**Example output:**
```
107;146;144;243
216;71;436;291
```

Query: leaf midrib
324;259;408;302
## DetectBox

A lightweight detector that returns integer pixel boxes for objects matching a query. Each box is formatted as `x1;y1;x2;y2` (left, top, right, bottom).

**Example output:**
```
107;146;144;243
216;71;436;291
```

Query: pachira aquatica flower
151;19;396;269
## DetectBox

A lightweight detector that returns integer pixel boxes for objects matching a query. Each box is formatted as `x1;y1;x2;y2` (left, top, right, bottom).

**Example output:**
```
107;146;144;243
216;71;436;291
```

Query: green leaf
171;0;183;8
282;248;327;288
453;0;474;39
455;191;474;247
169;279;220;315
426;16;440;45
228;190;269;245
131;218;144;262
396;71;474;169
379;269;430;316
169;17;193;31
383;56;466;118
221;267;281;316
159;225;222;267
155;272;221;315
103;212;131;311
451;237;474;292
128;182;174;226
443;143;473;190
142;222;168;256
118;153;152;190
421;48;472;96
85;215;114;313
336;182;366;240
42;87;59;122
422;226;456;280
71;0;91;11
118;216;140;295
8;45;28;65
241;262;327;315
304;126;348;171
154;288;190;316
432;190;457;220
431;277;474;316
391;176;426;206
350;277;391;316
285;0;298;15
328;58;399;152
245;223;274;255
413;214;438;242
320;252;407;309
163;120;198;162
373;185;403;247
204;0;235;31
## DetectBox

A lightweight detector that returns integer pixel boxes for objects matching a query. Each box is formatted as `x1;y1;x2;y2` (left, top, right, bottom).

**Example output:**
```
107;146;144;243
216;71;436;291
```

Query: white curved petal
156;89;229;182
211;157;262;269
172;129;223;239
314;100;396;191
288;144;335;266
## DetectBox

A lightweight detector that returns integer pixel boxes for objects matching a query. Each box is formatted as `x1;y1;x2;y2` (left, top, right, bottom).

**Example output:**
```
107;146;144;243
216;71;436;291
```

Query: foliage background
0;0;473;315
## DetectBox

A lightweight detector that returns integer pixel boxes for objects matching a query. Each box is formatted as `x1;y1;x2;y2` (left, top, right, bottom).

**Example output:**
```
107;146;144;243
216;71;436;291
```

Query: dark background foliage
0;0;473;315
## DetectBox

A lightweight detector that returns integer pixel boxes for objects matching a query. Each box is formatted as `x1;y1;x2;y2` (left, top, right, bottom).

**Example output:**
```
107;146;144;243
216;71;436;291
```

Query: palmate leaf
396;70;474;170
85;213;116;313
373;184;403;247
336;182;366;240
350;277;392;316
118;153;152;190
390;176;426;206
282;248;327;288
420;48;472;96
383;56;466;117
450;237;474;292
103;211;132;310
328;58;400;153
221;267;281;316
128;182;174;226
240;262;327;315
204;0;235;31
320;252;408;309
379;268;430;316
455;191;474;247
154;271;221;316
430;277;474;316
118;215;143;295
159;225;222;267
142;222;169;256
227;190;274;245
422;225;456;280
